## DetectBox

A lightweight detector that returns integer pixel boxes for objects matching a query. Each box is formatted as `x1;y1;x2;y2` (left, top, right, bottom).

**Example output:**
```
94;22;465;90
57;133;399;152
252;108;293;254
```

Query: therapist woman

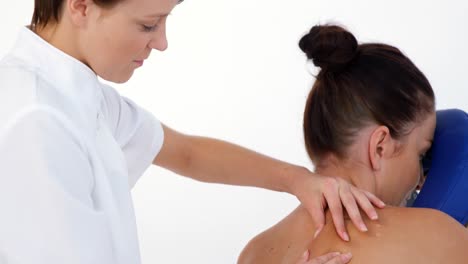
0;0;384;263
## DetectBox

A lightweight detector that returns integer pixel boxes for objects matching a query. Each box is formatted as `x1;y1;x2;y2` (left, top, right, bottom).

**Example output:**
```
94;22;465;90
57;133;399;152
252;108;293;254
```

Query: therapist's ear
66;0;95;27
368;126;396;171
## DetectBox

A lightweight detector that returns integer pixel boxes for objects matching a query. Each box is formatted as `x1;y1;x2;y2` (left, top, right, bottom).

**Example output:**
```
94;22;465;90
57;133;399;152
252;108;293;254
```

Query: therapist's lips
134;60;144;67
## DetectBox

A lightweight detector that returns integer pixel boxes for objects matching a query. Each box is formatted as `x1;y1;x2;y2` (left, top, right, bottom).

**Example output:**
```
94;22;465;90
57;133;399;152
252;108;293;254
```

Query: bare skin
238;113;468;263
239;206;468;264
31;1;385;262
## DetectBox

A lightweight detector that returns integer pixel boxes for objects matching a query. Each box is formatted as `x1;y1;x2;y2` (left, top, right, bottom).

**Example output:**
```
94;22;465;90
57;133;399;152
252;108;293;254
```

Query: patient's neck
314;156;377;196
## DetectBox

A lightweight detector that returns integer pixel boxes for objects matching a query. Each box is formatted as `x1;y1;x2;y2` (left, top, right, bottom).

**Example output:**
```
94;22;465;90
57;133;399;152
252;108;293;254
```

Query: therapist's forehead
117;0;180;16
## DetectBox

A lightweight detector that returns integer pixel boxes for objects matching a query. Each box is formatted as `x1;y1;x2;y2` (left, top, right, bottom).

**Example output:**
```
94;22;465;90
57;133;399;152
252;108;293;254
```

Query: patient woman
238;24;468;264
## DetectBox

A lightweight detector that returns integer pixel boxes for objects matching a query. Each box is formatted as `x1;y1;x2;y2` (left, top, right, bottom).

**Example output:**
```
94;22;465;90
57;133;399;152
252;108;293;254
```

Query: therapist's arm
0;107;116;263
153;125;384;241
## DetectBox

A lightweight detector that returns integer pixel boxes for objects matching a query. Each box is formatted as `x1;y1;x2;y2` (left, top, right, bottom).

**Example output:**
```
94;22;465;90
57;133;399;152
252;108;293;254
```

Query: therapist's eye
140;16;167;33
141;24;158;32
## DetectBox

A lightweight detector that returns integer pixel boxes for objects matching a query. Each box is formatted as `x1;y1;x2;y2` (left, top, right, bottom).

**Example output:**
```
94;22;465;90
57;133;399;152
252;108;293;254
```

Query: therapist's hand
296;250;352;264
288;167;385;241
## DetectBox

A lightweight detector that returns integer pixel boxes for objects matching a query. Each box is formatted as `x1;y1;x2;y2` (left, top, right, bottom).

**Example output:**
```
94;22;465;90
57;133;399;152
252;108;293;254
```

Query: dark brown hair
31;0;121;30
31;0;184;30
299;24;435;163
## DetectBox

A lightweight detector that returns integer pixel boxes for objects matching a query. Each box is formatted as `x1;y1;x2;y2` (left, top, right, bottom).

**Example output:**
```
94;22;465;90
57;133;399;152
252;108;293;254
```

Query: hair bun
299;25;359;72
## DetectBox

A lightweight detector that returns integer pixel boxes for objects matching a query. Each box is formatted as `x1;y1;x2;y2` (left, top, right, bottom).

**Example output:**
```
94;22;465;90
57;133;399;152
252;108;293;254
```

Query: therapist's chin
101;70;135;84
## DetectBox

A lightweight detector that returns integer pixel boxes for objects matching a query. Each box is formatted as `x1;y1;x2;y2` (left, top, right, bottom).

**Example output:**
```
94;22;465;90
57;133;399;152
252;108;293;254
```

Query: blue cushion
412;109;468;225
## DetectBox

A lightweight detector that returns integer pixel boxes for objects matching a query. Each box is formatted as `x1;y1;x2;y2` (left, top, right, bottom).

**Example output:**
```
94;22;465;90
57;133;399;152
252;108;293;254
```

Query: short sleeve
100;85;164;188
0;105;117;263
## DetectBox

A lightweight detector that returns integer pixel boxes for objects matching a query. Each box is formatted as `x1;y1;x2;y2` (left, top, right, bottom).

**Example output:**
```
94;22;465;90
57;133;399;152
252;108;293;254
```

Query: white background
2;0;468;263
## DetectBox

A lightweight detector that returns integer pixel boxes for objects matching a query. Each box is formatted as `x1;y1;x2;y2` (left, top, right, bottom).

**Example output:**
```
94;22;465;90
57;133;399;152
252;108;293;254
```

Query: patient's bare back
238;206;468;264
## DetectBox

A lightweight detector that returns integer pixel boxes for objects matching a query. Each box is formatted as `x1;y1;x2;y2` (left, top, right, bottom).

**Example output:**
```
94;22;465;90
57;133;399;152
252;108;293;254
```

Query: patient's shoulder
310;207;468;264
238;206;468;264
238;206;314;264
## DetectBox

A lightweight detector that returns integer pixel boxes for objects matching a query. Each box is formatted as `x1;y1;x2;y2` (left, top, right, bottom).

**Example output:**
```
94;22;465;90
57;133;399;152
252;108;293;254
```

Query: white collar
10;27;103;126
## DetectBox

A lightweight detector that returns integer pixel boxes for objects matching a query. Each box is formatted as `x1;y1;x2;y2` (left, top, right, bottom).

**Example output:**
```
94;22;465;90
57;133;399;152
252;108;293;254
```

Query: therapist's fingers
296;250;311;263
322;179;349;241
296;250;353;264
294;172;382;242
352;188;385;221
311;252;353;264
339;184;368;233
305;197;325;239
363;190;386;208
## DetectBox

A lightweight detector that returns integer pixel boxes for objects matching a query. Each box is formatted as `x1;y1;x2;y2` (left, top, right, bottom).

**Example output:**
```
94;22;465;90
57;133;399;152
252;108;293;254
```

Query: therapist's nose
148;26;168;51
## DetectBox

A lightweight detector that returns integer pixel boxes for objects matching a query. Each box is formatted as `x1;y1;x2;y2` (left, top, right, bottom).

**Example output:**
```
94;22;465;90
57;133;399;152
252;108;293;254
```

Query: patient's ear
368;126;395;170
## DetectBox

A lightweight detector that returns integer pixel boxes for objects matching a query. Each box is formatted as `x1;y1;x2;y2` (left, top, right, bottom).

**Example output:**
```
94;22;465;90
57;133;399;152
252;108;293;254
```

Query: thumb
296;250;310;264
305;199;325;238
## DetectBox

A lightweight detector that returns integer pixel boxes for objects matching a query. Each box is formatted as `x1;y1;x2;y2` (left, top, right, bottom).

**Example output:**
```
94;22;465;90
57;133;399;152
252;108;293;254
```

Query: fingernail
314;227;322;239
370;212;378;220
342;231;350;241
360;223;368;232
380;201;386;207
331;252;341;257
341;252;352;262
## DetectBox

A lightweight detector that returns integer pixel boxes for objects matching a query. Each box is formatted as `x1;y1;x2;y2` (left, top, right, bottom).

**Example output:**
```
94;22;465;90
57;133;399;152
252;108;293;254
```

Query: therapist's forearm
154;126;386;240
174;136;304;193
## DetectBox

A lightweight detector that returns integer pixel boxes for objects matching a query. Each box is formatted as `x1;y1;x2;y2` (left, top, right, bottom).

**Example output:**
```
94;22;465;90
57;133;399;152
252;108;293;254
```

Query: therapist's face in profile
80;0;179;83
375;112;436;206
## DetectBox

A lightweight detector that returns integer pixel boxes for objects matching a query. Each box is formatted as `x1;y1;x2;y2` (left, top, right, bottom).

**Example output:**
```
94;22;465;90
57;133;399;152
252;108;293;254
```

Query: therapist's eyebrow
144;13;171;18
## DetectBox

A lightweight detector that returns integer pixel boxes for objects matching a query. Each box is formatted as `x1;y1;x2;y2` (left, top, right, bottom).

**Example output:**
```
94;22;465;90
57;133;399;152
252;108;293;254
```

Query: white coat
0;27;164;264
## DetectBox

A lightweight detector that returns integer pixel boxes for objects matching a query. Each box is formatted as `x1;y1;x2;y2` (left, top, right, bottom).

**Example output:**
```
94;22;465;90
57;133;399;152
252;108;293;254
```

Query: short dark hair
31;0;121;30
299;24;435;163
